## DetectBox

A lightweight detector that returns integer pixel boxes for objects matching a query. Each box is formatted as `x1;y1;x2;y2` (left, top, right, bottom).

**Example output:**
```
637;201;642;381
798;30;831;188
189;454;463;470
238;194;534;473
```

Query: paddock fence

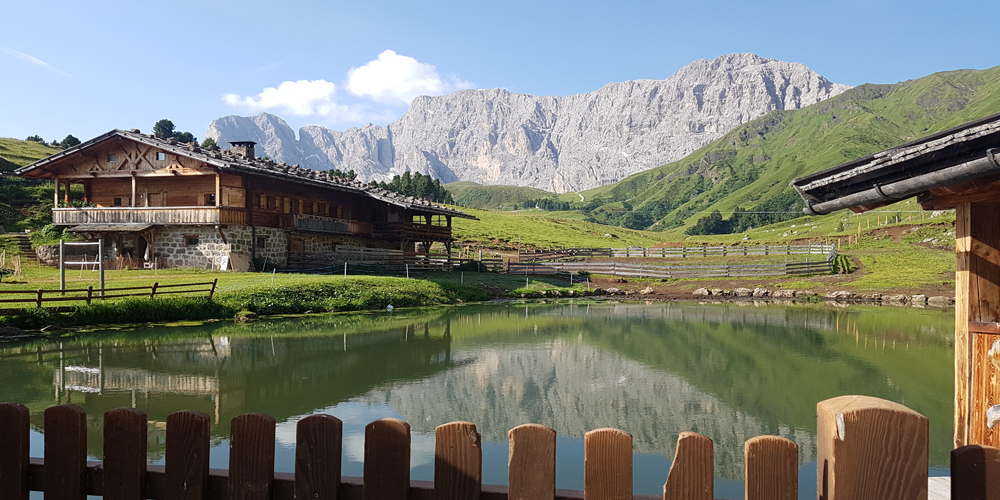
508;256;835;279
0;279;218;313
519;244;835;262
0;396;989;500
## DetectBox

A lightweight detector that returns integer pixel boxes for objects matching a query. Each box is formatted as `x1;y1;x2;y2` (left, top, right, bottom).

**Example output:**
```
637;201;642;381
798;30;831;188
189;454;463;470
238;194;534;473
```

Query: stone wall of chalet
149;224;403;270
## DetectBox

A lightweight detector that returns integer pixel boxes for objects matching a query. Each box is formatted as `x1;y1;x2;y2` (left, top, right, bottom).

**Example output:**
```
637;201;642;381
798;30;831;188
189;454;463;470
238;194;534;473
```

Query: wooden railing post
44;405;88;500
165;410;211;500
586;427;632;500
0;403;30;500
817;396;928;500
436;421;482;500
296;414;343;500
364;419;410;500
951;445;1000;500
663;432;712;500
36;289;43;308
150;282;159;299
745;436;797;500
86;286;93;305
209;278;218;299
104;408;148;500
509;424;556;500
229;413;276;500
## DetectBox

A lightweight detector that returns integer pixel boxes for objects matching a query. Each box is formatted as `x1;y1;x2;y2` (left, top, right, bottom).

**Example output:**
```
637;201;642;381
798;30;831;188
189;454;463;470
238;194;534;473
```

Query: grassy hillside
451;207;664;249
0;138;61;172
578;66;1000;234
0;137;61;232
445;181;564;210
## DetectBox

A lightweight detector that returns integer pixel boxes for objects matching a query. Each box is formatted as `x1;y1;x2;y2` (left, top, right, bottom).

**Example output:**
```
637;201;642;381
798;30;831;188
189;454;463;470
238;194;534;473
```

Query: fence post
104;408;148;500
436;422;482;500
209;278;217;299
36;289;43;308
509;424;556;500
586;428;632;500
165;410;211;500
816;395;928;500
951;445;1000;500
59;239;65;295
230;413;277;500
150;282;159;299
296;414;343;500
745;436;797;500
44;405;88;500
86;286;93;305
663;431;712;500
0;403;29;500
365;419;410;500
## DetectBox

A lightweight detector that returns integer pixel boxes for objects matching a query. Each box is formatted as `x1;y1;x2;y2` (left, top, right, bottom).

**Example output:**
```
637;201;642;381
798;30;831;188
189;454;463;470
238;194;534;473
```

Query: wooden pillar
130;174;137;208
215;171;221;207
63;180;70;204
955;201;1000;448
54;177;60;207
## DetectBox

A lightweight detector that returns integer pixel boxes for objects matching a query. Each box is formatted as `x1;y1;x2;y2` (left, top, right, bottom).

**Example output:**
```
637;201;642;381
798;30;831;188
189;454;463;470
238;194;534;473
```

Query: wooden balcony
279;214;373;236
53;207;247;226
373;221;452;241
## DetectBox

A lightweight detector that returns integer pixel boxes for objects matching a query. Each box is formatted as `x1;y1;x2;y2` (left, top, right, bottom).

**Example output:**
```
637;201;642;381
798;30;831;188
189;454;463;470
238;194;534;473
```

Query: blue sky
2;0;998;143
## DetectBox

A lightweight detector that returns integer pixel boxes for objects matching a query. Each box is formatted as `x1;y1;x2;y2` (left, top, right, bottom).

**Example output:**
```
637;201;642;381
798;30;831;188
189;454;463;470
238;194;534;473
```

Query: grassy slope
0;138;61;172
451;207;664;249
578;66;1000;233
444;181;560;209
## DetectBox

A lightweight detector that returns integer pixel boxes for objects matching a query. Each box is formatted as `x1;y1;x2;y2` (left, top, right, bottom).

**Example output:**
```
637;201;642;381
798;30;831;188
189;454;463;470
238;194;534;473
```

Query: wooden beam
131;174;137;208
215;172;221;207
956;201;1000;447
54;177;60;207
919;176;1000;210
63;180;70;205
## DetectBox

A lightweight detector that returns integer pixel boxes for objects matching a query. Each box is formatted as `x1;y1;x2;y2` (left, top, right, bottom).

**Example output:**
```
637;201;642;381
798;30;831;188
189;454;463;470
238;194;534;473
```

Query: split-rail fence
0;279;217;313
1;396;996;500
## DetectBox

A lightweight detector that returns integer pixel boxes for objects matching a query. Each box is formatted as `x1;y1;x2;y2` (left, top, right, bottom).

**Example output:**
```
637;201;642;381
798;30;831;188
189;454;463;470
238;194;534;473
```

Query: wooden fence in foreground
2;396;997;500
0;279;217;313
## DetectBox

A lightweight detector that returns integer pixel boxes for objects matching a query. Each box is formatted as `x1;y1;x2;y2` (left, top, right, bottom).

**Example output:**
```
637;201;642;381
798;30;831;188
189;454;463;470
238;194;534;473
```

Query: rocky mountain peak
206;53;850;192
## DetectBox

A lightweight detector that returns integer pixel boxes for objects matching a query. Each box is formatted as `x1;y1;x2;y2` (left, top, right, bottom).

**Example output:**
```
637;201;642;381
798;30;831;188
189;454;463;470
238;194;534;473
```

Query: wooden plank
435;421;482;500
508;424;556;500
816;395;928;500
744;435;797;500
584;427;631;500
364;418;410;500
952;445;1000;500
229;413;276;500
0;403;30;500
296;414;342;500
103;408;148;500
166;410;211;500
44;404;88;500
971;332;1000;447
662;432;712;500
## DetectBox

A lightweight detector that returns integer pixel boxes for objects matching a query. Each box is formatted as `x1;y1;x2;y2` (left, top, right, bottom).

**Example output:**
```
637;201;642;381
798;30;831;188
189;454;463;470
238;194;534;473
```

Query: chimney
227;141;257;160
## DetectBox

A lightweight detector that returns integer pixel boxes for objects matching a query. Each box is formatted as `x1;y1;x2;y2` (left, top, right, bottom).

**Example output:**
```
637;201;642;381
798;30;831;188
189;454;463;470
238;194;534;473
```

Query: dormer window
156;152;166;161
107;154;116;163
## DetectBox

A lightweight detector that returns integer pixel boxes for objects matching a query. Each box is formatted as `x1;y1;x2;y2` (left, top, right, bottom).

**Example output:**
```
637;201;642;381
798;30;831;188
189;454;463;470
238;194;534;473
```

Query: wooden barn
791;111;1000;448
15;129;476;270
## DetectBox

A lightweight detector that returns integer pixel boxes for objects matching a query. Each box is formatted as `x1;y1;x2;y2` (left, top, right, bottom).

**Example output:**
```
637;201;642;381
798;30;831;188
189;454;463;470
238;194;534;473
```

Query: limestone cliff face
207;53;849;192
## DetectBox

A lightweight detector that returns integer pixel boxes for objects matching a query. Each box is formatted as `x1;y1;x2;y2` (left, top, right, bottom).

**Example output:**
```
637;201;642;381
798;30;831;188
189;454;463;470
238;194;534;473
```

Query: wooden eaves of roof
15;129;477;220
790;112;1000;214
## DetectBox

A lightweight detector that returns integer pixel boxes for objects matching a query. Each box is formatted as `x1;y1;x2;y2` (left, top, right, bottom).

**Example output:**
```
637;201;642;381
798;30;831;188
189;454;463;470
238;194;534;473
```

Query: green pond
0;301;954;499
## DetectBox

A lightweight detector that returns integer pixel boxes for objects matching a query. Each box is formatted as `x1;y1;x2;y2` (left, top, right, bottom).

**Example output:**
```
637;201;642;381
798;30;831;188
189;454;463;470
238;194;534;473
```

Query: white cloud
221;79;380;123
346;50;474;105
1;47;72;77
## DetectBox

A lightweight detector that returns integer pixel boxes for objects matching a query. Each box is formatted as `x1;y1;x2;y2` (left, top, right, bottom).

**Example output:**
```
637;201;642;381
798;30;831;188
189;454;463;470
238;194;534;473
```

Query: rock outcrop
207;53;849;192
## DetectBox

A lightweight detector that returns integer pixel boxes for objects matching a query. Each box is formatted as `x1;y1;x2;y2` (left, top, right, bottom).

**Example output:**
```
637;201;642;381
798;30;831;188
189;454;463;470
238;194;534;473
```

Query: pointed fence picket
0;396;989;500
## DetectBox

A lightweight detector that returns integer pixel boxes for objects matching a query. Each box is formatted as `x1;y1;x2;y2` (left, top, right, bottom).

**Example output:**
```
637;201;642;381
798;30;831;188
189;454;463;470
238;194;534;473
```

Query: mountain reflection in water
0;301;952;498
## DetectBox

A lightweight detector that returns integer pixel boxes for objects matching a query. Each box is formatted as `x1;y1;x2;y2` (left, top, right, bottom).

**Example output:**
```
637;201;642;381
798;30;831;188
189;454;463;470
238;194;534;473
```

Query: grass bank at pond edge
0;276;493;331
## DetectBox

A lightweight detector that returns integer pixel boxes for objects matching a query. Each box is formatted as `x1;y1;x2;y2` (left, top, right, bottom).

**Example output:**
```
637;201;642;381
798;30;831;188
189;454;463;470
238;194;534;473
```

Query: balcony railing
279;214;372;236
372;221;452;241
53;207;247;225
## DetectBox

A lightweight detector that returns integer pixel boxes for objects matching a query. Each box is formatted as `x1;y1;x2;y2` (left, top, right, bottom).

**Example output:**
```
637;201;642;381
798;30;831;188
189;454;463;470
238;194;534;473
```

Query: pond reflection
0;301;953;499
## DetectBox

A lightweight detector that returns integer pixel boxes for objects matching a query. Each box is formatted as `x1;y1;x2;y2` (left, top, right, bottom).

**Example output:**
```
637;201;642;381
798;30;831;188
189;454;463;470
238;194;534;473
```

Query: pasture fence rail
519;244;835;262
508;253;835;279
0;396;989;500
0;279;218;313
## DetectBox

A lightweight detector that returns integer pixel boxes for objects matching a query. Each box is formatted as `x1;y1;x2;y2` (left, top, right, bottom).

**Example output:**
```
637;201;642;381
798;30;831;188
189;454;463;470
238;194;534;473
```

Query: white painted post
59;240;65;294
344;262;348;278
271;269;276;287
98;238;105;295
406;264;410;279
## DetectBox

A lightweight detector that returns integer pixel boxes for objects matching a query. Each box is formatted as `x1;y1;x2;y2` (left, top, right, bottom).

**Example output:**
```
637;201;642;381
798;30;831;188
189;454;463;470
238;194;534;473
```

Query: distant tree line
684;190;804;235
370;171;455;204
510;198;576;211
25;134;80;149
153;119;199;145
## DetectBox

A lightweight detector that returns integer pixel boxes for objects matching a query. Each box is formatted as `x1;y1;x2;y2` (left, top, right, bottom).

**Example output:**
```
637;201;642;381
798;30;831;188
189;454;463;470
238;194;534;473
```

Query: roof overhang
791;112;1000;214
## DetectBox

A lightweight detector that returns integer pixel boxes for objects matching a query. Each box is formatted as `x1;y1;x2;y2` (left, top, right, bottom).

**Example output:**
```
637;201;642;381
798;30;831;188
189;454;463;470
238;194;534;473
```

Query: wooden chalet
791;111;1000;448
16;129;476;270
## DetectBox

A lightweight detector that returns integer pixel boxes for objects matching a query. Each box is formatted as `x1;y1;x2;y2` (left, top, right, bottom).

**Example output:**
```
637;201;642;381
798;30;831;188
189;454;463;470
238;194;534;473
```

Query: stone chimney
227;141;257;160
